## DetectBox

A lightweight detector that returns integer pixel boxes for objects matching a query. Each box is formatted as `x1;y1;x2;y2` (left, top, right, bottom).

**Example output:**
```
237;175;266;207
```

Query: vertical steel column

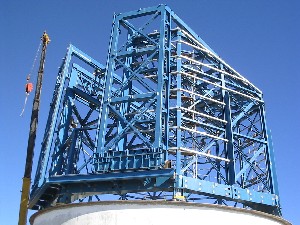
49;89;74;176
221;65;235;185
174;30;183;197
267;129;281;215
262;102;281;214
163;9;171;156
118;29;133;152
96;14;119;155
224;91;235;185
153;7;167;149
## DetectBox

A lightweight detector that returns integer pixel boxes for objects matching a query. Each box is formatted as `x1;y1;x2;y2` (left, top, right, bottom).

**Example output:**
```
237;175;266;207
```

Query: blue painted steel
224;92;235;185
32;44;106;191
30;5;281;216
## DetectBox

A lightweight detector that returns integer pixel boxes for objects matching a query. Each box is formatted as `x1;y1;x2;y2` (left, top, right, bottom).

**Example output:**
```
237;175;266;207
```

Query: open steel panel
30;45;106;208
30;5;281;216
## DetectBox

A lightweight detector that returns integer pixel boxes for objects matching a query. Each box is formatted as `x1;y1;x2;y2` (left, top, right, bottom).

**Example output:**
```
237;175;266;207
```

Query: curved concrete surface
30;201;291;225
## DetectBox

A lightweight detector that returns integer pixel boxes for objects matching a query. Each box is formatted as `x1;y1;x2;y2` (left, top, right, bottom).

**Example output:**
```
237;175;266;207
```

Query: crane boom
18;32;50;225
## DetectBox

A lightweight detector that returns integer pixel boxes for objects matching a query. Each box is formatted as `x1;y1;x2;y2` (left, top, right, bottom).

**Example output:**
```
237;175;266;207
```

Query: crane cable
20;40;42;116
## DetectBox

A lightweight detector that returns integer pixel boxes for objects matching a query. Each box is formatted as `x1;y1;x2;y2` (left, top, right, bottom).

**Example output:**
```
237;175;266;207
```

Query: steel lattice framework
30;5;281;215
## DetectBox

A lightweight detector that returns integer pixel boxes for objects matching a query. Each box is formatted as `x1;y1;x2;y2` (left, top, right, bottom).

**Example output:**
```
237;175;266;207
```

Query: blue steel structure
29;5;281;216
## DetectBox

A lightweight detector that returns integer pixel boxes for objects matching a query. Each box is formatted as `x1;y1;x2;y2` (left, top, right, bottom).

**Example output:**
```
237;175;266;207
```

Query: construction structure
27;5;289;225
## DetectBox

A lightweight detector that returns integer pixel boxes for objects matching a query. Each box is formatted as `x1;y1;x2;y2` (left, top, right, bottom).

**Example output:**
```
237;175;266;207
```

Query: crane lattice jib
30;5;280;215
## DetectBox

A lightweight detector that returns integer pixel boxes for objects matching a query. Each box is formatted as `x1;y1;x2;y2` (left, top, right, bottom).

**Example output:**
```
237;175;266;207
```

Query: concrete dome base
30;201;291;225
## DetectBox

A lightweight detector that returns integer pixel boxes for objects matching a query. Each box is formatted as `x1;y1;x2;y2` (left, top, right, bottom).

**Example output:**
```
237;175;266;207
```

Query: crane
18;32;50;225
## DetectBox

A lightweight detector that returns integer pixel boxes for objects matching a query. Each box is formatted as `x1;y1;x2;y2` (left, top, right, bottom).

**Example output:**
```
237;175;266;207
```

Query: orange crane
18;32;50;225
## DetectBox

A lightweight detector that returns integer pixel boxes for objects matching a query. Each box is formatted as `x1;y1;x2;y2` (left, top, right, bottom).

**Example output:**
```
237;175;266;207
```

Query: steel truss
30;5;281;216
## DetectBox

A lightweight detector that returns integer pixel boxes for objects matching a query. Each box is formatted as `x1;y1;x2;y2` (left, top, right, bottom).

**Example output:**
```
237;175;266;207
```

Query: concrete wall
30;201;291;225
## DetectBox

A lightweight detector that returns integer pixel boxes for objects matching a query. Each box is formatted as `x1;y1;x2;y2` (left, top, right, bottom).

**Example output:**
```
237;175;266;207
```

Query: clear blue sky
1;1;299;224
